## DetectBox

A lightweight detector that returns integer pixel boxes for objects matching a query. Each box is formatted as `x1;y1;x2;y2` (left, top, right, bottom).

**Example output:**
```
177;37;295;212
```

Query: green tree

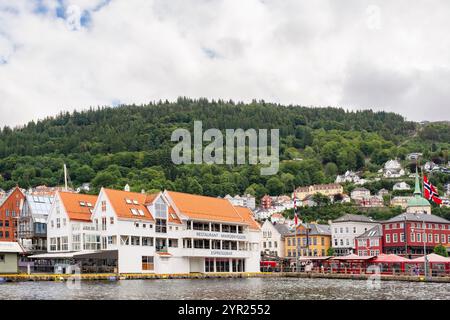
434;244;449;257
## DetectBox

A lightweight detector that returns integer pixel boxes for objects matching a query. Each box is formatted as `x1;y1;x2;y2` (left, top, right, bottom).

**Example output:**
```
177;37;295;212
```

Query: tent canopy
411;253;450;263
331;253;374;261
370;254;411;263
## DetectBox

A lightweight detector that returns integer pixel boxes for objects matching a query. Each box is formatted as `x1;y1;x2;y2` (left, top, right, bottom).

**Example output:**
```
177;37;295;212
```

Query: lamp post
411;215;429;279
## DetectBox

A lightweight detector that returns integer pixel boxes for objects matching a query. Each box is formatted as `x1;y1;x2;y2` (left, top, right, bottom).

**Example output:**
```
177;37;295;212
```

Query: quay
1;272;450;283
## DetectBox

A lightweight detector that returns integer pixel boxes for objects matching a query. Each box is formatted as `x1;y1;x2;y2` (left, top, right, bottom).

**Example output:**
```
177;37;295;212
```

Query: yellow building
284;223;331;258
294;184;343;201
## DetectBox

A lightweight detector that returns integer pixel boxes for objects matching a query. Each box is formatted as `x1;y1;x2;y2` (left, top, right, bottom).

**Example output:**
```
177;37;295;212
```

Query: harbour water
1;277;449;300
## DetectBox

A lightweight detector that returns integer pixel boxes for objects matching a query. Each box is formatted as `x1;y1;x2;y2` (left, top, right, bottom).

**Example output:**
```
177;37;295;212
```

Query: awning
29;252;77;259
411;253;450;263
370;254;411;263
332;253;374;261
297;256;332;261
73;250;118;260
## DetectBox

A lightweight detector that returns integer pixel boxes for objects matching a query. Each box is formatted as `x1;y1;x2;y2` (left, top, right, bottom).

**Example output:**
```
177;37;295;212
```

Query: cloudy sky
1;0;450;127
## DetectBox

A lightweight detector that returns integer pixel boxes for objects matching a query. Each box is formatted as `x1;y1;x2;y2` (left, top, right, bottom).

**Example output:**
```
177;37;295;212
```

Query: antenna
64;164;68;191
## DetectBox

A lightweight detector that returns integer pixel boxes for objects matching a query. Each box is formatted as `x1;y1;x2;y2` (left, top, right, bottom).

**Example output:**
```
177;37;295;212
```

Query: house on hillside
382;159;405;178
393;182;411;191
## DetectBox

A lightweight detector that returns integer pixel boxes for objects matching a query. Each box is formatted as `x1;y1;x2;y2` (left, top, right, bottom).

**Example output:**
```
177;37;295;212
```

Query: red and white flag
293;194;299;225
424;175;443;205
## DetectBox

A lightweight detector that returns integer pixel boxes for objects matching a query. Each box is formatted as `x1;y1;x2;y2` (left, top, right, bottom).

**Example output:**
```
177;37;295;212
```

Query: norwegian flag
424;175;443;205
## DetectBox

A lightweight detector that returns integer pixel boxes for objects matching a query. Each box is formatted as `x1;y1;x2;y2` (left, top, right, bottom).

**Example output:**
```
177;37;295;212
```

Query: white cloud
0;0;449;127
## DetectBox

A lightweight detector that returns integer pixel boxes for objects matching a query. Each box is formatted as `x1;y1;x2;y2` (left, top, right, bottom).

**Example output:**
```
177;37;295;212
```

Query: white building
331;214;380;256
224;194;256;210
91;189;261;274
382;160;405;178
46;191;99;254
393;182;411;191
261;221;291;258
335;171;361;184
350;187;371;200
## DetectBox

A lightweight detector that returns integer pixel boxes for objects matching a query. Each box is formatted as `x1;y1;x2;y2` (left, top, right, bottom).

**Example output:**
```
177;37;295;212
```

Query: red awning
370;254;411;263
411;253;450;263
331;253;374;261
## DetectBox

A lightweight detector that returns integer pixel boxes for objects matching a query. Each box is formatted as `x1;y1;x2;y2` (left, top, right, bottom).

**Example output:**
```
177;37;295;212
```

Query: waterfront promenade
1;271;450;283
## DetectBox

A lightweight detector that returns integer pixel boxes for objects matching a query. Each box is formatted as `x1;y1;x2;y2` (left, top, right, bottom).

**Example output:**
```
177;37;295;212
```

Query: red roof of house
103;188;155;221
59;191;98;222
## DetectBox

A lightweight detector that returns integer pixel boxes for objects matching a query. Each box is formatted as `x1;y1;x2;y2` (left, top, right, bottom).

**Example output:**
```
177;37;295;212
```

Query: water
0;278;449;300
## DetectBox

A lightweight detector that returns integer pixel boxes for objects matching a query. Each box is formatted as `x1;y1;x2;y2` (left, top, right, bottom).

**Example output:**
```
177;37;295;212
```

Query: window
50;238;56;251
417;233;421;242
131;208;138;216
156;219;167;233
0;254;4;263
169;239;178;248
428;234;432;243
63;218;67;227
155;198;167;218
56;218;60;229
72;234;81;251
212;224;220;232
110;217;114;225
101;201;107;212
5;220;9;227
193;222;210;231
142;256;154;271
216;259;230;272
108;236;117;245
126;199;132;204
442;234;446;244
393;233;398;243
138;209;145;216
142;237;154;246
400;233;405;242
205;258;215;272
385;234;391;243
435;234;439;243
345;227;349;233
102;217;107;231
83;234;101;250
410;233;415;242
131;236;140;246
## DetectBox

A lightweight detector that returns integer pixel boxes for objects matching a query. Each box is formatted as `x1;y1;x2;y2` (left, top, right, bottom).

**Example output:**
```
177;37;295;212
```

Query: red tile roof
103;188;155;221
58;191;98;222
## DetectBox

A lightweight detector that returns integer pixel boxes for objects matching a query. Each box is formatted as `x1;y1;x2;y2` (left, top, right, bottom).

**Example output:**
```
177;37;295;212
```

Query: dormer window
80;201;85;207
133;200;139;205
126;199;132;204
138;209;145;216
131;208;138;215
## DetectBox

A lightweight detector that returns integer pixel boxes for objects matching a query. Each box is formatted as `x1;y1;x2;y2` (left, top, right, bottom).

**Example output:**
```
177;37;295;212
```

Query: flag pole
294;187;298;273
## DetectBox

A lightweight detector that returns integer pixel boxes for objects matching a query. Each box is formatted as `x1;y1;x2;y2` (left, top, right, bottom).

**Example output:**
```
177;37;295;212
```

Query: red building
261;195;273;209
354;225;383;256
0;187;25;242
382;213;450;258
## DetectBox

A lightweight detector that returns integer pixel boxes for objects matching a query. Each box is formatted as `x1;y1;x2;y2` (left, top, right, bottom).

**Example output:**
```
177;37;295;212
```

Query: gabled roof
333;214;376;223
103;188;156;221
58;192;98;222
234;206;260;230
386;213;450;224
356;225;382;239
166;191;252;226
272;223;292;236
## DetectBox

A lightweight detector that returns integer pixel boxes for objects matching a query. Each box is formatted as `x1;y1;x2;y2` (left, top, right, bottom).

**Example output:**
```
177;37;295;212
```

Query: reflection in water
1;278;449;300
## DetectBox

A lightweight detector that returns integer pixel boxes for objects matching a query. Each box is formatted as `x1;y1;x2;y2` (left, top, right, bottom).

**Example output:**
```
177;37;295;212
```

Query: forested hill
0;98;448;200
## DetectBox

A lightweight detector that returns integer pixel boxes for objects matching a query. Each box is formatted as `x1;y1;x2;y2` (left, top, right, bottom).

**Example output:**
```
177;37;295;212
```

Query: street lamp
411;214;429;279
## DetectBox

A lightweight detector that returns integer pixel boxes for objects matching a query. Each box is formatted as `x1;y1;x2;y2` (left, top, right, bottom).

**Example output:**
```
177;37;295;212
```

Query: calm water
0;278;449;300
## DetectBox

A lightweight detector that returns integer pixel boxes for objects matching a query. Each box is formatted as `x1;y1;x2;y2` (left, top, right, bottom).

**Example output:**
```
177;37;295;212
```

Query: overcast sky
1;0;450;127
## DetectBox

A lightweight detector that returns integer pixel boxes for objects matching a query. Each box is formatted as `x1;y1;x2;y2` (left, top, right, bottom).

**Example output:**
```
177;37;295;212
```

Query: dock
1;272;450;283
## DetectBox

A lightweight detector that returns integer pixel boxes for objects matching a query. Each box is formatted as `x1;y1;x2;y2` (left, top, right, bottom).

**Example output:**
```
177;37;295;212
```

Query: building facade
294;184;343;201
261;221;290;258
0;187;25;242
88;188;261;274
0;241;24;273
331;214;380;256
18;194;54;253
284;223;331;258
354;225;383;256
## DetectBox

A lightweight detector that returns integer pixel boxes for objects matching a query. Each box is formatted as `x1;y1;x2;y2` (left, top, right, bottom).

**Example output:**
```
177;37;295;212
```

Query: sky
1;0;450;127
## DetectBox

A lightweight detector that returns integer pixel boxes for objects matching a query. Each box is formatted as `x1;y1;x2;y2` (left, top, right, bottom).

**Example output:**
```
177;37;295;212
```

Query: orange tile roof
234;206;261;230
166;191;257;228
168;205;182;224
59;191;98;222
103;188;155;221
